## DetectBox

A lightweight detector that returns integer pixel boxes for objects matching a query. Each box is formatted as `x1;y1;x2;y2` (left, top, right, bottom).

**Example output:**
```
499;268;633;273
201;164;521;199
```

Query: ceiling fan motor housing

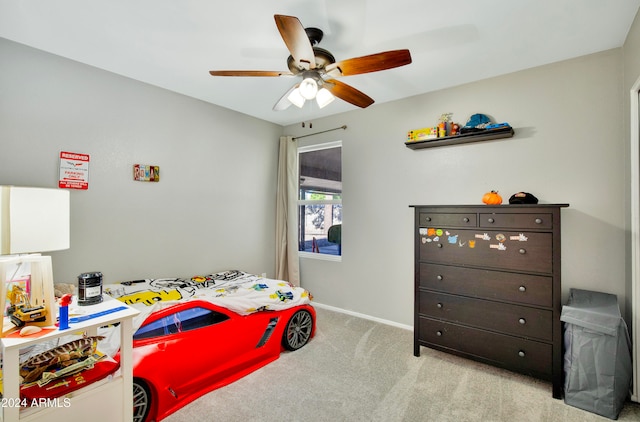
287;47;335;73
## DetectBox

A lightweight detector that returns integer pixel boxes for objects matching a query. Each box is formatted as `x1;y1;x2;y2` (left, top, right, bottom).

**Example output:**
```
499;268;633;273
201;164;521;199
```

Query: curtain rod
292;125;347;140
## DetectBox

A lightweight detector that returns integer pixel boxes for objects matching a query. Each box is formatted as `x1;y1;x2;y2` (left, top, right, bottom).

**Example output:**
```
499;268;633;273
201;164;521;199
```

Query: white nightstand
1;295;139;422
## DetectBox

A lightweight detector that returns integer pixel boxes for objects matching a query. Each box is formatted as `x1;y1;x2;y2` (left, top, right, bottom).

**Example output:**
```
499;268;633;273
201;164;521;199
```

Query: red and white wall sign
59;151;90;190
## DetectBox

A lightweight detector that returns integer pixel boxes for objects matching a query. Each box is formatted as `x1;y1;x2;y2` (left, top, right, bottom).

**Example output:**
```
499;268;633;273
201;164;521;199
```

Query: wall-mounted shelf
405;126;514;150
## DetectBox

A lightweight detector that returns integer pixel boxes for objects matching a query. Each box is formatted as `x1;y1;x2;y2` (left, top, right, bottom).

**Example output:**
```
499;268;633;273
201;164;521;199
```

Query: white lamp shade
287;87;306;108
299;78;318;100
0;186;70;254
316;88;335;108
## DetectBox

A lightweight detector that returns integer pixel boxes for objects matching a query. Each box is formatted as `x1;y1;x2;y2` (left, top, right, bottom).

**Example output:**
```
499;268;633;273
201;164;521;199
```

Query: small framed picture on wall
133;164;160;182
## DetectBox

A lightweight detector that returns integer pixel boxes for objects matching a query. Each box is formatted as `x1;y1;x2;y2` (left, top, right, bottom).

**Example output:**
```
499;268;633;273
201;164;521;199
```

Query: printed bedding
103;270;312;333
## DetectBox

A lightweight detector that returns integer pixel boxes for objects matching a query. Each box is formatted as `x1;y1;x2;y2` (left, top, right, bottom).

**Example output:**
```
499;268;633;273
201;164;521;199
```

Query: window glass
298;142;342;258
134;307;229;340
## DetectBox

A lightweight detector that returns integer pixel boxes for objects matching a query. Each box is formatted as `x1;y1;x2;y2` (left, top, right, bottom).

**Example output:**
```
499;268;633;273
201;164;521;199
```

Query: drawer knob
425;216;432;222
437;303;443;309
519;248;526;255
487;218;495;223
437;243;443;248
518;350;526;358
518;318;526;325
535;218;543;224
436;330;443;336
463;217;469;222
519;286;526;292
437;275;443;281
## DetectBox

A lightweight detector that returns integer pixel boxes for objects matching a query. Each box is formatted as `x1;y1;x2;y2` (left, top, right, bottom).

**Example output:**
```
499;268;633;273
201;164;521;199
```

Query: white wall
0;38;283;284
286;48;626;327
1;36;631;329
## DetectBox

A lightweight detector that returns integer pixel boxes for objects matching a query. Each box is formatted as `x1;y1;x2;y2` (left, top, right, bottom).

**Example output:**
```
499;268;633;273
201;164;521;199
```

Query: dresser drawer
418;316;552;378
419;263;553;307
418;291;552;341
419;212;476;228
479;213;552;230
419;229;552;273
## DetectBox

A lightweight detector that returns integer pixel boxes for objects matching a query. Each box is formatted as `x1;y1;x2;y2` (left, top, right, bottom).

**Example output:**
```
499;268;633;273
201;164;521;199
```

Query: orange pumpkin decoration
482;190;503;205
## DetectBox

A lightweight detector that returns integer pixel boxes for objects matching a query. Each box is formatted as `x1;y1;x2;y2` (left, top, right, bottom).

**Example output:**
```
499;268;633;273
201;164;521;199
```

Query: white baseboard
312;302;413;332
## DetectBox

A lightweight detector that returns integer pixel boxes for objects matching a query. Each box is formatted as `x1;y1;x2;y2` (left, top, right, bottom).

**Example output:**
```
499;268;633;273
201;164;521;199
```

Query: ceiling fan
209;14;412;111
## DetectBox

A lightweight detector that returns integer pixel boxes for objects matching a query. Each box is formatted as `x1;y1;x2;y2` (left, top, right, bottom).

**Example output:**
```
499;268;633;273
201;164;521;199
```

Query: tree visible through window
298;142;342;257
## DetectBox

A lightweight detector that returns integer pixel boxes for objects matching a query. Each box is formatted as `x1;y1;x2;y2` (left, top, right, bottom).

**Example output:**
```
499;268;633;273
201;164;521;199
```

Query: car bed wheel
282;309;313;351
133;379;152;422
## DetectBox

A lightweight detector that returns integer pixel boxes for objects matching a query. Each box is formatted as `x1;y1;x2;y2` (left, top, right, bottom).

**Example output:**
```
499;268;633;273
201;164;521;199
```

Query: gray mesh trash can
560;288;632;420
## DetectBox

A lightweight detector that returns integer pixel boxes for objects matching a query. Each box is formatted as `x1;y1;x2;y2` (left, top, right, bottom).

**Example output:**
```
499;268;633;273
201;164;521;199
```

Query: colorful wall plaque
133;164;160;182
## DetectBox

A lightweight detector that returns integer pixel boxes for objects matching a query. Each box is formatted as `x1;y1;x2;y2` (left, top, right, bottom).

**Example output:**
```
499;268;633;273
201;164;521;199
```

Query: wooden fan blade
274;15;316;70
324;79;374;108
325;49;412;77
209;70;293;77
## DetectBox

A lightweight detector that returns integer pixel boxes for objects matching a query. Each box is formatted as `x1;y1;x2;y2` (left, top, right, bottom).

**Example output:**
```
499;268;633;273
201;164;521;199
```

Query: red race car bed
100;270;315;422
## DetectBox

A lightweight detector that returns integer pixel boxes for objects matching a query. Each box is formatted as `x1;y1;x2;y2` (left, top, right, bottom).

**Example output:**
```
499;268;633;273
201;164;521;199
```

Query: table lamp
0;186;70;335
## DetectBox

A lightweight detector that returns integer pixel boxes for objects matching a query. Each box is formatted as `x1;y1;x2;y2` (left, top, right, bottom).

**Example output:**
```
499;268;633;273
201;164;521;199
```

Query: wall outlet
261;272;267;278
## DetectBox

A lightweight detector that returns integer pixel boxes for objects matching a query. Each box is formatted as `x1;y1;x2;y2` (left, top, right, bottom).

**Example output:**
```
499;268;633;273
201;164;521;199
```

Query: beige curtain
275;136;300;286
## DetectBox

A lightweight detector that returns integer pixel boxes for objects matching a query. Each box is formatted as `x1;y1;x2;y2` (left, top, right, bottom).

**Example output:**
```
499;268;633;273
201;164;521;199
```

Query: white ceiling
1;0;639;126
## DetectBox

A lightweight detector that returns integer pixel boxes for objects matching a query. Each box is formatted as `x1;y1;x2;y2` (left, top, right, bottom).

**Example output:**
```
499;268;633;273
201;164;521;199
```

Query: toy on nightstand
58;294;72;330
6;285;48;328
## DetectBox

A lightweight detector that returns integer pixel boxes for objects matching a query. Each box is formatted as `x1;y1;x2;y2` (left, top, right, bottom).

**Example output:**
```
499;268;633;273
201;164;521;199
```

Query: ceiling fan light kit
315;87;335;108
287;86;306;108
287;74;336;109
209;14;412;111
299;77;318;100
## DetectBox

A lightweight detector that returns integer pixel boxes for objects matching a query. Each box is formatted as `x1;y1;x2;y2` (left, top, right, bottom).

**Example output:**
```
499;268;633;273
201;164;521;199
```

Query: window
298;141;342;259
133;306;229;340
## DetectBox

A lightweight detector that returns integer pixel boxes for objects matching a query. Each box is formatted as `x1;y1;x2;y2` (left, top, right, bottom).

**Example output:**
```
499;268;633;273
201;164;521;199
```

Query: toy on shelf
407;127;437;142
407;112;463;142
437;112;453;137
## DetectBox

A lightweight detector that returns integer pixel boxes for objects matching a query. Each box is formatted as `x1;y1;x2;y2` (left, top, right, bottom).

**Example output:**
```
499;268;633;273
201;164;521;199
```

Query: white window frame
298;141;342;262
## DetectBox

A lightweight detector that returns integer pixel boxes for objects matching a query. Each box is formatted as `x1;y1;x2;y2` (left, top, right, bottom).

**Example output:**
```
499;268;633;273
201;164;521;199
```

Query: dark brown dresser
411;204;569;399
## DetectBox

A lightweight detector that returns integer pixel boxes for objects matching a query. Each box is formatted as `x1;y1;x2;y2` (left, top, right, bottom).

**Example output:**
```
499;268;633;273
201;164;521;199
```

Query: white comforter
90;270;312;357
103;270;312;332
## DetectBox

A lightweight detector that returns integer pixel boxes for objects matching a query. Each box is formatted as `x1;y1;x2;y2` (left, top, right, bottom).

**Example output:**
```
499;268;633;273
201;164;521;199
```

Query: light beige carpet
164;307;640;422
